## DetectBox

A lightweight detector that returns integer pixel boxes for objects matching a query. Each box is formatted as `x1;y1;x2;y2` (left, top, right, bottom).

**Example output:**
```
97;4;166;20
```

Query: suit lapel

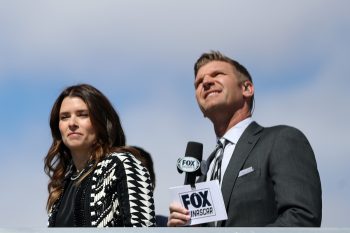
219;121;263;226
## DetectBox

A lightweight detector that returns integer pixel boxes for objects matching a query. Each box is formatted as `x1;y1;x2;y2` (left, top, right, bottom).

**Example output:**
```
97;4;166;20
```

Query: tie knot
217;138;227;149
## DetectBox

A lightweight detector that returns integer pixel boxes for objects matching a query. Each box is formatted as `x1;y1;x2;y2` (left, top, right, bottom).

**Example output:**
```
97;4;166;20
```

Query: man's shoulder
254;123;310;144
264;124;305;135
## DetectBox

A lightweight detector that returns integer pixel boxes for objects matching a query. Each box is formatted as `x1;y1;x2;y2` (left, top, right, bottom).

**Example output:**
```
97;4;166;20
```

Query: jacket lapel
218;121;263;226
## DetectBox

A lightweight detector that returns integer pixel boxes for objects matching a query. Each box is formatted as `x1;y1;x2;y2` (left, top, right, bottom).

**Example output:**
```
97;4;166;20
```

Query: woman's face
59;96;97;157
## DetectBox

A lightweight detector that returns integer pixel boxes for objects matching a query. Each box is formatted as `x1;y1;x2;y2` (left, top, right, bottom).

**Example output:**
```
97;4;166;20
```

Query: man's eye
195;79;203;88
214;72;223;77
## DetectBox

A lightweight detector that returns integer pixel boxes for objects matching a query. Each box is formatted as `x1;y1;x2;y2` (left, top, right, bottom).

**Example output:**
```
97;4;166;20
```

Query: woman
44;84;156;227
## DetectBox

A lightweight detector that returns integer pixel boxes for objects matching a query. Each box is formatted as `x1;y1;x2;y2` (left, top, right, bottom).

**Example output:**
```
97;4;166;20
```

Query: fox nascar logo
180;188;215;218
177;157;200;173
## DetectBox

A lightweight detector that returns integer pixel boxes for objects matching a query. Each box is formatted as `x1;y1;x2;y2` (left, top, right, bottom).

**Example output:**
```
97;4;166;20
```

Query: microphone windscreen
185;141;203;161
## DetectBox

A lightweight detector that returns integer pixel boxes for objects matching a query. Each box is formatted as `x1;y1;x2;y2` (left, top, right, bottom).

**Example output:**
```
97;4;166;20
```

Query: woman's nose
68;116;78;129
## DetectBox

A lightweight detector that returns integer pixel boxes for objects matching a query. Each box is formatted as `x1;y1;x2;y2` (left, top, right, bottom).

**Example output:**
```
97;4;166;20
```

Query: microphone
177;141;203;187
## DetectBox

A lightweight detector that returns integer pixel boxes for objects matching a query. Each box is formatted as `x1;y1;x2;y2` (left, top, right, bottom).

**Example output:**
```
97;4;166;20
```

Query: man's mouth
205;90;221;99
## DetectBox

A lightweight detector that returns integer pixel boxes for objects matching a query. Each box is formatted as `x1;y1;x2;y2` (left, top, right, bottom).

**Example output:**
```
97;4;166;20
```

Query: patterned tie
210;138;227;184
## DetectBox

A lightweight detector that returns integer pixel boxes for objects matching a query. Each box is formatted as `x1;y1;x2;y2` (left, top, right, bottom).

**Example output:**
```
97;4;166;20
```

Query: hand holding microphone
169;141;228;226
168;141;203;226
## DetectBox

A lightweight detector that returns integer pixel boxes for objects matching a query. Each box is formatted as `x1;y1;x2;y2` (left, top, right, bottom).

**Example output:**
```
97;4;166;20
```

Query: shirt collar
219;117;253;145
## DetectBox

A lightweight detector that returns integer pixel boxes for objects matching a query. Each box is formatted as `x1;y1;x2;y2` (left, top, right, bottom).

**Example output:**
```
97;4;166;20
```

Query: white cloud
0;122;50;227
253;42;350;226
1;0;349;84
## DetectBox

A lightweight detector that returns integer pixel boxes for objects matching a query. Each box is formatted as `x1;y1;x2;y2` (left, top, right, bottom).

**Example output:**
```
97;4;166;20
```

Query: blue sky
0;0;349;227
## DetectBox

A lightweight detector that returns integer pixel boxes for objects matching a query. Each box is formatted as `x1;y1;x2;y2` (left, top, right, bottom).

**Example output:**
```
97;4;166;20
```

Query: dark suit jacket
198;121;322;227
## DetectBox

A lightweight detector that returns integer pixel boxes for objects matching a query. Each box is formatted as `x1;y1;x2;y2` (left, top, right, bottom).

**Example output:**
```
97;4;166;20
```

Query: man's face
194;61;245;117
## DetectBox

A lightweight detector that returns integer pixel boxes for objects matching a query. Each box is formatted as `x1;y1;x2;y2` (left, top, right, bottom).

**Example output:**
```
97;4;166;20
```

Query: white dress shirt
206;117;253;186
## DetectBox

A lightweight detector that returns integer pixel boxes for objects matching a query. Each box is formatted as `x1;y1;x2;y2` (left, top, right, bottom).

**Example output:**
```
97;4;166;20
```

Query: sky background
0;0;349;228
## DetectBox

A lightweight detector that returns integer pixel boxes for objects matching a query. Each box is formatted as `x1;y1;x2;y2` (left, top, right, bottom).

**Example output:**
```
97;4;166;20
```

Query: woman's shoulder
92;152;146;181
107;151;142;164
97;152;145;171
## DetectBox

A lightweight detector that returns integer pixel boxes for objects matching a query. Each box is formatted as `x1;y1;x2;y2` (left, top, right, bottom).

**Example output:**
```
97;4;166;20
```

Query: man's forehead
196;61;233;76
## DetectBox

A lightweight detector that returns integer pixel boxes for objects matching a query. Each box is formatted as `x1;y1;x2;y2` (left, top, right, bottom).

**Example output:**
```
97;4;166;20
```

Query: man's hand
167;202;191;227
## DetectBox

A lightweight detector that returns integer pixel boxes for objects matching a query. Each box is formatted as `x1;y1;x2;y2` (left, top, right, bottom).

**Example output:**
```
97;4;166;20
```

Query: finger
167;217;190;227
169;203;189;215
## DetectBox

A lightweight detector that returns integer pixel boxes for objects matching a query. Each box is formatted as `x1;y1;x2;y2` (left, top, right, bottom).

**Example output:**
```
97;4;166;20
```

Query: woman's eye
60;115;69;120
78;113;89;117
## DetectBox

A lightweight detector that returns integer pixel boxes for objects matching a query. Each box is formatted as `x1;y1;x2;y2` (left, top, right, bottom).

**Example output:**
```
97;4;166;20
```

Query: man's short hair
194;50;254;112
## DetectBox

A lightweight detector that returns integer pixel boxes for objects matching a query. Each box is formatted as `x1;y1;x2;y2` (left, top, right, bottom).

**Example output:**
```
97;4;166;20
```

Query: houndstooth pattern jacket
48;152;156;227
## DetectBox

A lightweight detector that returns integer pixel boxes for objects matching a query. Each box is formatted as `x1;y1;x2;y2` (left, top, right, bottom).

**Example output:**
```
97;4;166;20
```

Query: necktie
210;138;227;184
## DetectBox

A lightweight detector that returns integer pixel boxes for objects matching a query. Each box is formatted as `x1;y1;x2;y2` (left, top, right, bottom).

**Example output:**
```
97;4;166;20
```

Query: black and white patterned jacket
48;152;156;227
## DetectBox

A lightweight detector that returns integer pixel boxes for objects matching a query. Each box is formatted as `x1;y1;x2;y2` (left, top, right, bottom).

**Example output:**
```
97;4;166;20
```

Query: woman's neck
71;150;91;171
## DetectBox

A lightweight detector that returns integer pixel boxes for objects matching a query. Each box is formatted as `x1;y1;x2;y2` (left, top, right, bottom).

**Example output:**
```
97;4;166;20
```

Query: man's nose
202;75;214;90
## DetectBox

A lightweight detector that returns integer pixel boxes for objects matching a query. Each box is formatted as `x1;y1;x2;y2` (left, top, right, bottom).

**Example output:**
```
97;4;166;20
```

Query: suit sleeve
267;127;322;227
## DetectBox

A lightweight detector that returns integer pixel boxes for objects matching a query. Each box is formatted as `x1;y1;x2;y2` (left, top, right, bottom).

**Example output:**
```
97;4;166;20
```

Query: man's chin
201;105;223;119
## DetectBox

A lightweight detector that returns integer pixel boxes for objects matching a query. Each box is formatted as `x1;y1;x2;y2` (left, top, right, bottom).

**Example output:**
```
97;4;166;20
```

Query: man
168;51;322;227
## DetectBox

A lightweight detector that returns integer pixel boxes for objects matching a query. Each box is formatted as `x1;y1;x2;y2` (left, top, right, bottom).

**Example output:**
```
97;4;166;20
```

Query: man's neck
211;110;251;137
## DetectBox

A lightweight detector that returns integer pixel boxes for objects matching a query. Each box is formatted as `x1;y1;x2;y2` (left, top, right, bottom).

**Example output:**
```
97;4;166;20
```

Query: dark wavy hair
44;84;134;211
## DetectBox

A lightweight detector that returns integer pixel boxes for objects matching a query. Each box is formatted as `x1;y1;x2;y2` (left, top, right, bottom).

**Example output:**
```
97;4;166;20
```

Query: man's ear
242;81;254;97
